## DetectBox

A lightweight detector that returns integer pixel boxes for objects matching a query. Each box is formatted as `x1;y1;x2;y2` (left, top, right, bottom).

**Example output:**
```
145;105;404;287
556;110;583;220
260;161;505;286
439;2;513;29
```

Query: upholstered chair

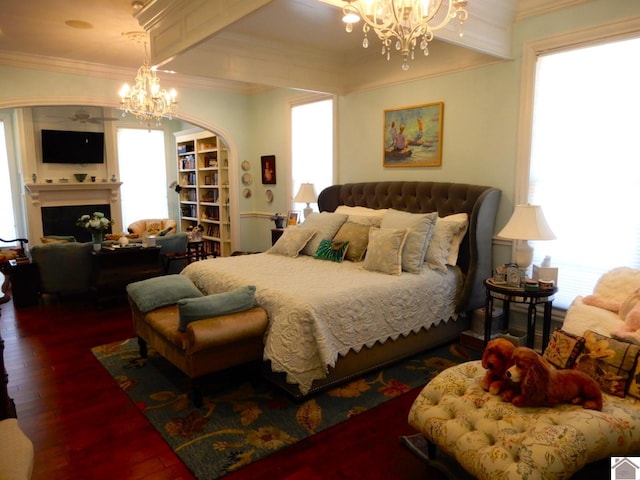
127;219;177;237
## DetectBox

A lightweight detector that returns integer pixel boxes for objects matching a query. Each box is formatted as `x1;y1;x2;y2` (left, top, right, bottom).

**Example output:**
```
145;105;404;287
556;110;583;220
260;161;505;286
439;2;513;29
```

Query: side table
91;246;162;306
271;228;284;246
483;278;558;351
5;261;40;308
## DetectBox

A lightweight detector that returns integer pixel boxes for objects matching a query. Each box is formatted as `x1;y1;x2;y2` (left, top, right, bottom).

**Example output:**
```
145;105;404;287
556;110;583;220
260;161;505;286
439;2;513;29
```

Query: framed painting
261;155;276;184
383;102;444;167
287;211;300;227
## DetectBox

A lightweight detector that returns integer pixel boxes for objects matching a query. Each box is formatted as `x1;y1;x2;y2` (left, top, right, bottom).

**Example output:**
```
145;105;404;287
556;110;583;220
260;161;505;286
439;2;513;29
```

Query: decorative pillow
267;227;316;257
362;227;408;275
314;239;349;263
424;213;469;272
542;329;586;369
346;215;383;228
126;274;203;313
158;226;173;236
298;212;348;256
575;330;640;397
380;209;437;273
178;285;256;332
41;235;76;244
335;206;388;218
332;221;371;262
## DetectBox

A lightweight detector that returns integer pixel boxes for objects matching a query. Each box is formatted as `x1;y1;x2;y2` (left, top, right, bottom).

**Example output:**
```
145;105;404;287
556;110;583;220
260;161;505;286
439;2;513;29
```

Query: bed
182;181;501;398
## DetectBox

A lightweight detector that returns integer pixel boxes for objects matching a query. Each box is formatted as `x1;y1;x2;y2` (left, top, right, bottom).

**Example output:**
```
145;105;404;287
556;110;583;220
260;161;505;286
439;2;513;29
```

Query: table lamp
497;204;556;271
293;183;317;220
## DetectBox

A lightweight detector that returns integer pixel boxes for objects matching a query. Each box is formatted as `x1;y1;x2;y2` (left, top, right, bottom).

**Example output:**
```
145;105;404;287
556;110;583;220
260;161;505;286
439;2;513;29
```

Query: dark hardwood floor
1;291;440;480
2;294;193;480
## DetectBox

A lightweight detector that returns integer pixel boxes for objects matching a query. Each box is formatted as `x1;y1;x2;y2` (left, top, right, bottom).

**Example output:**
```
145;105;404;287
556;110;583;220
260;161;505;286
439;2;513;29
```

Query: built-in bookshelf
176;130;231;257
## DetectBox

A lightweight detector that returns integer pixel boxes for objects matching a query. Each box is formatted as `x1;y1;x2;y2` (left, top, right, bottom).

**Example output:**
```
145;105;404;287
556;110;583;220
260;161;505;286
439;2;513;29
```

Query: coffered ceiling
0;0;591;95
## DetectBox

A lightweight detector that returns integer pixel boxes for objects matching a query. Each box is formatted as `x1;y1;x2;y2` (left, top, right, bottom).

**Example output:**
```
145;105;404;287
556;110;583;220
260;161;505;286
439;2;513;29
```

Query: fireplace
23;182;123;246
41;205;112;242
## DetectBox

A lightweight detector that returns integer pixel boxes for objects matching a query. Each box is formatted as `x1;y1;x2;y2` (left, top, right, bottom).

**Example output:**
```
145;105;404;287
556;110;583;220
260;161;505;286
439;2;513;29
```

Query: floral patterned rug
92;338;477;480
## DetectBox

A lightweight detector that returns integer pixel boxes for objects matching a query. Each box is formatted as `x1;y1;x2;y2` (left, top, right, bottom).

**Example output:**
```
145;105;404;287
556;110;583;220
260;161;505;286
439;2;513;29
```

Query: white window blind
117;128;168;229
528;37;640;308
291;97;334;217
0;119;17;240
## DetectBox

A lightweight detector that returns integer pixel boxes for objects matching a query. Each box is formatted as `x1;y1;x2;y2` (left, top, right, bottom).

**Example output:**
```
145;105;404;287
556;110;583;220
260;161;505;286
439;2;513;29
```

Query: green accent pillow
126;274;203;313
314;239;349;263
178;285;256;332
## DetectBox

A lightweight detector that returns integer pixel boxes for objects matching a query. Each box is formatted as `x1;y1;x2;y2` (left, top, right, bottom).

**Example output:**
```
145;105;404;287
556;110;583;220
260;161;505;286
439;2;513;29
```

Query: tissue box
532;265;558;285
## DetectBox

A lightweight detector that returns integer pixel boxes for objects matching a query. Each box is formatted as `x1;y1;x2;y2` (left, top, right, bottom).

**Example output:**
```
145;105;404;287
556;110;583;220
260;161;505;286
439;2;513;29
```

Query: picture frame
204;175;212;185
261;155;276;184
383;102;444;167
287;210;300;226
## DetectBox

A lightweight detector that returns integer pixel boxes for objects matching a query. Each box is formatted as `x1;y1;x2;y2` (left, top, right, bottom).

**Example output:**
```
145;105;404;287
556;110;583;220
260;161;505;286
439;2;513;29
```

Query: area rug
92;339;478;480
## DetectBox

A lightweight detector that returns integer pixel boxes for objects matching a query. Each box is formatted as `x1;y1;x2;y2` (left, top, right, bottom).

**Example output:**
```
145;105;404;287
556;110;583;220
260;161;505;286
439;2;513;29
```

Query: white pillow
424;213;469;272
267;227;317;257
362;227;408;275
380;209;437;273
298;212;348;256
335;206;388;218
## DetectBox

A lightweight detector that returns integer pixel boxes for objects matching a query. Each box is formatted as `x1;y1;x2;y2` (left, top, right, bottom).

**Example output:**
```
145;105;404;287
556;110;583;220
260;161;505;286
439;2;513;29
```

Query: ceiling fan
47;109;119;124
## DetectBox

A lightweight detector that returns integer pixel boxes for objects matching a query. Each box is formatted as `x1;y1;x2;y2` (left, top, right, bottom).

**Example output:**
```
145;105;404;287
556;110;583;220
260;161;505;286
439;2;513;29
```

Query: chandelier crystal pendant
342;0;468;71
119;38;177;127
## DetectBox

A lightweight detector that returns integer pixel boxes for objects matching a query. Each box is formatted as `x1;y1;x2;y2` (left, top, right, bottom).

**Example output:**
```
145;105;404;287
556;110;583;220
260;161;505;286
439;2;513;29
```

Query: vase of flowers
76;212;113;251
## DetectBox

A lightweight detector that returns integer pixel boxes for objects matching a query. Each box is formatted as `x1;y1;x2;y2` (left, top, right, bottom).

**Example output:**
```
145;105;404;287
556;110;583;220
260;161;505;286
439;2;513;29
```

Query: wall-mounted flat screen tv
41;129;105;164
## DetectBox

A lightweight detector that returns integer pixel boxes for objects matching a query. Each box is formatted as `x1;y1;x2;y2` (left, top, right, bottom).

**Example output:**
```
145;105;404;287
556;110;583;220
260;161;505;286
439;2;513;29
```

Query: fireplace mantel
24;182;123;206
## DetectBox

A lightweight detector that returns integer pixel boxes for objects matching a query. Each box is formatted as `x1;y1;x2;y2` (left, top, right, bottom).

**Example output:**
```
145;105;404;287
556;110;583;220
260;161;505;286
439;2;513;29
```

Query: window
0;116;18;241
116;128;168;229
524;34;640;308
290;96;334;218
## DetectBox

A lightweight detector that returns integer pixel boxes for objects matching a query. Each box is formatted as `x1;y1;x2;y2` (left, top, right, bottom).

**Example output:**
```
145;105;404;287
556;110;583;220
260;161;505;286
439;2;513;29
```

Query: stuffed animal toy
584;288;640;341
505;347;602;411
480;338;515;395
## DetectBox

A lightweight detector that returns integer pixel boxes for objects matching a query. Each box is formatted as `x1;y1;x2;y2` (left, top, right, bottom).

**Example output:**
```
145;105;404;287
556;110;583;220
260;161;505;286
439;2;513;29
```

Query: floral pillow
362;227;408;275
542;329;585;369
267;227;316;257
574;330;640;398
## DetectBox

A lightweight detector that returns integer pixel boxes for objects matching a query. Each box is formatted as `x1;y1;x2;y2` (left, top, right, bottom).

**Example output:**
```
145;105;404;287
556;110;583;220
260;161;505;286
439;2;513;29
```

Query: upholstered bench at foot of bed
130;300;268;407
407;361;640;480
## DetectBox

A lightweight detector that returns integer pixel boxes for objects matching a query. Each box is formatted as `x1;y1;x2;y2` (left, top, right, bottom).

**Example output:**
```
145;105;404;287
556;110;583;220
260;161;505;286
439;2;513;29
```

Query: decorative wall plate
241;160;251;171
243;188;252;198
265;189;273;203
242;173;252;186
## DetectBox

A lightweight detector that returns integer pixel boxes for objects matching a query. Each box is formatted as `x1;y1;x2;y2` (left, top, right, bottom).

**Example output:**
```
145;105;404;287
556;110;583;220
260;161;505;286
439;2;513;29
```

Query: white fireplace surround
24;182;123;245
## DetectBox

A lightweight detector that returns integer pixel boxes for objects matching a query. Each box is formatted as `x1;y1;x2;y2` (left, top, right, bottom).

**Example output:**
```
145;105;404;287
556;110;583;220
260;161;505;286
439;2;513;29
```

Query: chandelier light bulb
342;0;468;70
118;37;178;127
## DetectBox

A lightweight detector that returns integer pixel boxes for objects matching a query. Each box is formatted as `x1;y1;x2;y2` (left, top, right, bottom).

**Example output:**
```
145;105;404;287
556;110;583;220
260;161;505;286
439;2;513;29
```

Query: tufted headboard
318;181;501;313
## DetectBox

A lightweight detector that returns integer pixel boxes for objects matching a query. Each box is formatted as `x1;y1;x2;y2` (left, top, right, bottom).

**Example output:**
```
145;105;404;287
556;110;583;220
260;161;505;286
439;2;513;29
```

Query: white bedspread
182;253;461;394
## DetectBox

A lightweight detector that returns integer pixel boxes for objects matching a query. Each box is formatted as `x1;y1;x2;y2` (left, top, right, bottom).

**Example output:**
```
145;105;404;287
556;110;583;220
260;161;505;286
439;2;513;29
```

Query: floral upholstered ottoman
407;360;640;480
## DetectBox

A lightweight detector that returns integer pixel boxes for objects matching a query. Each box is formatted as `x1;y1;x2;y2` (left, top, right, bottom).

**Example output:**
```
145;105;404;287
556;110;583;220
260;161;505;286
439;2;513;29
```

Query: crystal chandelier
342;0;469;71
119;37;177;127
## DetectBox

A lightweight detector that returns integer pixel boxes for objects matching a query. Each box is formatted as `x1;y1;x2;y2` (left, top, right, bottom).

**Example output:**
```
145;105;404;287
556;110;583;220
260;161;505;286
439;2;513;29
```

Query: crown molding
516;0;595;22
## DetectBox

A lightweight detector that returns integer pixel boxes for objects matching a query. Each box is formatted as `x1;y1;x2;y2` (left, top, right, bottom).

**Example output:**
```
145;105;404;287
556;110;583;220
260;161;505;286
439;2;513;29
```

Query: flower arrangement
76;212;113;233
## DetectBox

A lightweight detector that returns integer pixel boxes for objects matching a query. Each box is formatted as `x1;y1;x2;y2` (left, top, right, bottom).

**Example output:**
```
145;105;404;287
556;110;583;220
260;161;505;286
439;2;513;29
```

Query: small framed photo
287;210;300;226
204;175;212;185
261;155;276;184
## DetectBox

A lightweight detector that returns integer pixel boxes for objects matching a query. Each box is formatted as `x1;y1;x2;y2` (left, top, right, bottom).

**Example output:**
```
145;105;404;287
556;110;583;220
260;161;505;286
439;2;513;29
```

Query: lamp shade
497;204;556;241
293;183;317;204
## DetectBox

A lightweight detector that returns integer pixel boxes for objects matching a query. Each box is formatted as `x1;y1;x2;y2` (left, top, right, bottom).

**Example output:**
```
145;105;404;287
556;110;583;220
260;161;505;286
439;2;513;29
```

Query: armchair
127;219;177;237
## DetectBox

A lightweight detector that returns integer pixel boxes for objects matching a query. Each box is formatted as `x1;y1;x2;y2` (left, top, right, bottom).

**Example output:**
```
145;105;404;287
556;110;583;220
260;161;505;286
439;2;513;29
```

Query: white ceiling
0;0;584;95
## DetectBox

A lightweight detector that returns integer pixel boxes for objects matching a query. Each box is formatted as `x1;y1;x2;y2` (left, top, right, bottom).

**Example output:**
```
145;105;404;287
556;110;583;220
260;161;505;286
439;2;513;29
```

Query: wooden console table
91;246;162;306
